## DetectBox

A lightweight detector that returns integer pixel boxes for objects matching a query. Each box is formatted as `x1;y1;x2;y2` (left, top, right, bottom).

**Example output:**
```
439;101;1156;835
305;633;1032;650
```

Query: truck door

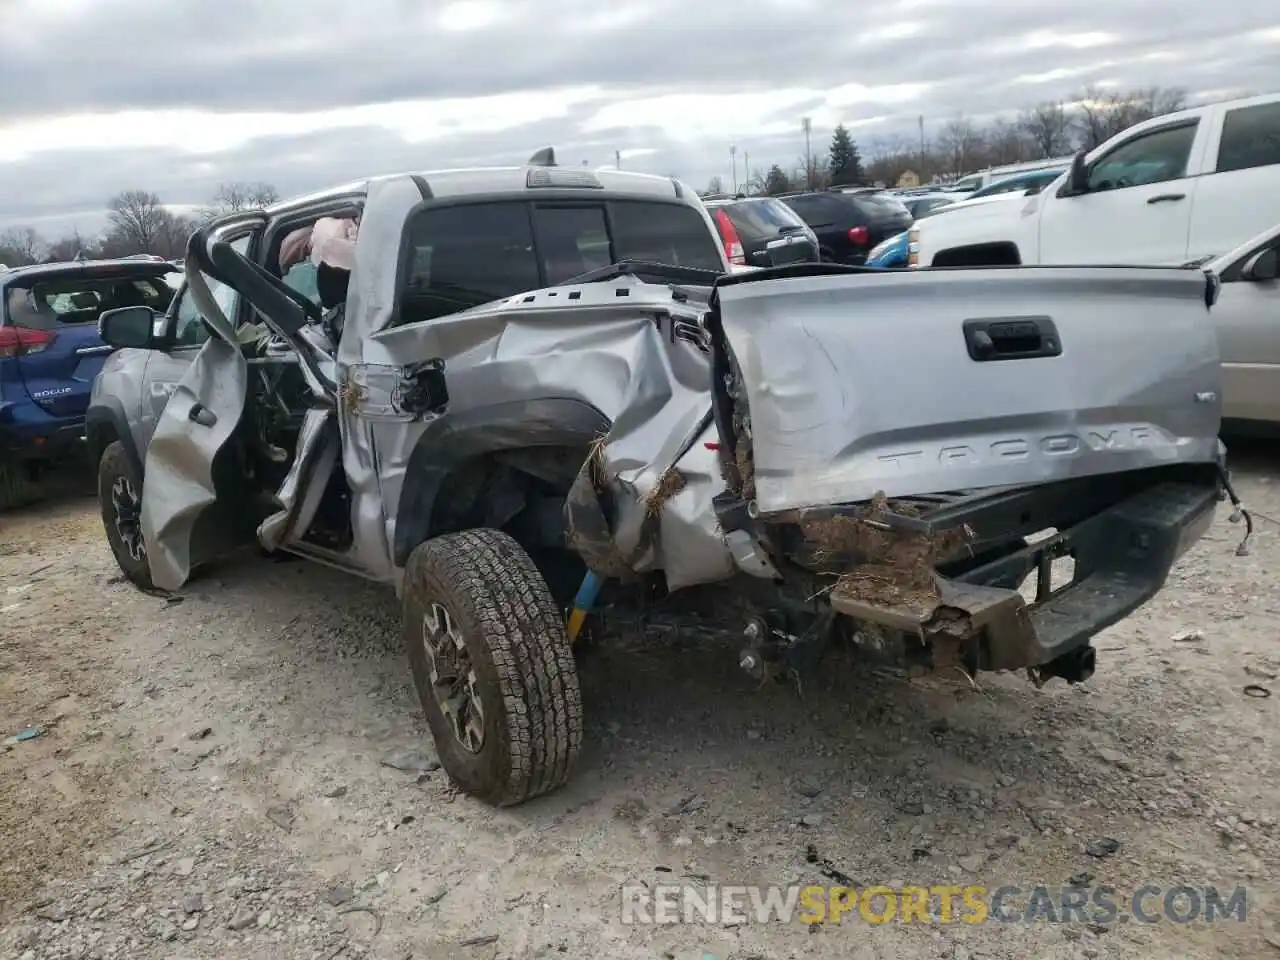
1037;117;1204;265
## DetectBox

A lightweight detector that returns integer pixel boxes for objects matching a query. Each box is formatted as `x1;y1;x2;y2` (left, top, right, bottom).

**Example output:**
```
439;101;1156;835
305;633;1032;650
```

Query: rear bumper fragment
828;478;1220;674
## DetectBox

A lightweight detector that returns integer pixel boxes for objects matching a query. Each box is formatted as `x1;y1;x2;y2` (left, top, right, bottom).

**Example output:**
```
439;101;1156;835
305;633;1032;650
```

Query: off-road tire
98;441;154;590
402;528;583;806
0;461;40;512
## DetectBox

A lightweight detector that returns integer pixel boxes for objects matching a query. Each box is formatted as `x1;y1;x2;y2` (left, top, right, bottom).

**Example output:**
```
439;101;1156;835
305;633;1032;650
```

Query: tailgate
711;266;1222;514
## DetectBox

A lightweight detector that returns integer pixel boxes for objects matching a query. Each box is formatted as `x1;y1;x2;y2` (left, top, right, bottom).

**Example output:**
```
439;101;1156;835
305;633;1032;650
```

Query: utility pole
615;149;621;170
729;145;737;193
801;117;812;189
743;150;749;190
918;114;925;177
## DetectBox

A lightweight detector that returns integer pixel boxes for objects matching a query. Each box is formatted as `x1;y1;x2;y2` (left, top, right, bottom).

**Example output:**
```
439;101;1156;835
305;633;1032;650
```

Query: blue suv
0;259;178;508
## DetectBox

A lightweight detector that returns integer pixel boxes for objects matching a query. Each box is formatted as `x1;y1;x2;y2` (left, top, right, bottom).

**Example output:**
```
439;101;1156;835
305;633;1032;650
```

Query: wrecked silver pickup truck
86;164;1237;806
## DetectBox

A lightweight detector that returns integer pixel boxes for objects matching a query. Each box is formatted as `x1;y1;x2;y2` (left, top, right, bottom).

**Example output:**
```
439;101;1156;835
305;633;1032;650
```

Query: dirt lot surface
3;451;1280;960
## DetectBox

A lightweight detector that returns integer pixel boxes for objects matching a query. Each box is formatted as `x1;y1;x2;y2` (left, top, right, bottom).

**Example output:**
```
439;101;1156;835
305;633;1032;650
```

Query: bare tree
986;118;1031;165
703;175;725;196
107;190;171;254
1073;84;1188;150
936;117;984;176
157;213;197;260
45;228;93;262
208;181;280;215
799;150;831;190
0;226;45;265
1019;101;1072;159
1073;85;1117;151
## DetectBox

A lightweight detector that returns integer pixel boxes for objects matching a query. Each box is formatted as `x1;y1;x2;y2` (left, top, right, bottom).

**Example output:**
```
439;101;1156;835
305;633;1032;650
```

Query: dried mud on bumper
808;479;1221;679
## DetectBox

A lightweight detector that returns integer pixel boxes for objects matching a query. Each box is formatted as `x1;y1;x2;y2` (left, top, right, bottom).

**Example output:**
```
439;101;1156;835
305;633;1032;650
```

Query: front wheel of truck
98;440;154;591
401;528;583;806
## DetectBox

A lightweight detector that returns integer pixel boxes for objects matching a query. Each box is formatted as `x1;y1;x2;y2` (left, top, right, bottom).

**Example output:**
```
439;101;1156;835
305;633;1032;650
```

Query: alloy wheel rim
421;601;485;753
110;476;146;563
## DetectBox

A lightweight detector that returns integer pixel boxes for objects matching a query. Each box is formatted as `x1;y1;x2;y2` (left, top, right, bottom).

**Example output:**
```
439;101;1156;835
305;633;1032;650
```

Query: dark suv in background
703;195;820;268
779;191;912;264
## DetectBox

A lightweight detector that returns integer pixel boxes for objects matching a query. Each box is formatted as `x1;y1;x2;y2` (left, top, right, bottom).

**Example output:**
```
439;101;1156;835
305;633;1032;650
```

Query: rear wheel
98;441;153;590
401;528;583;806
0;461;40;512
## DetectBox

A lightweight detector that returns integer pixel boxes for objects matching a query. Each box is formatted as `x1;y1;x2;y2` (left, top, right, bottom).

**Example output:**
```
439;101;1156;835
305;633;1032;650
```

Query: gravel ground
2;449;1280;960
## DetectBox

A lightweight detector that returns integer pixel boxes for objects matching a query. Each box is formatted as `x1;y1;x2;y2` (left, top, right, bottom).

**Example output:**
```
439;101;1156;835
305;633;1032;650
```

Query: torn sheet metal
258;408;339;552
367;278;735;587
141;337;248;592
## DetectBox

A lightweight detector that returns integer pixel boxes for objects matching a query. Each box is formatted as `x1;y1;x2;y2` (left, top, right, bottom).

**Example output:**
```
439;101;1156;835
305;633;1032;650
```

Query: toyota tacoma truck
86;156;1233;806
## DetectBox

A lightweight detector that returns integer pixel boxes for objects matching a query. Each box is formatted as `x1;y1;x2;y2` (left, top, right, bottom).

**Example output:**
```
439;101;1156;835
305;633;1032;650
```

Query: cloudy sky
0;0;1274;237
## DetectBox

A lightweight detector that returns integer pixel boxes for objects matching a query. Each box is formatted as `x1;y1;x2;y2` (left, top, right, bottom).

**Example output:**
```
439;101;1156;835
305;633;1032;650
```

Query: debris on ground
1084;837;1121;858
379;749;439;774
3;727;43;746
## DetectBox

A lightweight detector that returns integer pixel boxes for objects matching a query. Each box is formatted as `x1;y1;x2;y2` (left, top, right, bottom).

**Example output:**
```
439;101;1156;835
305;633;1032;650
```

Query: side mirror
1242;248;1279;282
98;306;158;350
1064;149;1089;196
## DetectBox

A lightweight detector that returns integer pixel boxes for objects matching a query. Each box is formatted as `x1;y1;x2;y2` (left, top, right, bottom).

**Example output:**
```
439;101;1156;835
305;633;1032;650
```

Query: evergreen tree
828;125;864;186
763;164;792;196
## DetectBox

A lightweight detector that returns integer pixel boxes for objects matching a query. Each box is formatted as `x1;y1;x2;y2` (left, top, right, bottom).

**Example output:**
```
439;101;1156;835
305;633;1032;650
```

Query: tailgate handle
963;316;1062;362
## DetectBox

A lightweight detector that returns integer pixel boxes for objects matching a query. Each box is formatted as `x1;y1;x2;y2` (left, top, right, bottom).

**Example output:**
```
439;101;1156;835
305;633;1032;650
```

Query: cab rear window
398;199;723;324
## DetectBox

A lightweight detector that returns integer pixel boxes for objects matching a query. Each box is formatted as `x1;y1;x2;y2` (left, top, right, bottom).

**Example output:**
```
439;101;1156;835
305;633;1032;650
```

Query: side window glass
1217;102;1280;174
784;197;817;221
171;286;206;347
282;261;320;305
533;206;611;283
401;202;540;324
171;235;252;347
1087;122;1198;191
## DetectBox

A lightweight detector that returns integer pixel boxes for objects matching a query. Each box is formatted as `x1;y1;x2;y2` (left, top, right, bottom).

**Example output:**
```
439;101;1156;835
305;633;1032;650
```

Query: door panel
1215;268;1280;424
1038;121;1202;265
140;228;260;591
1188;101;1280;264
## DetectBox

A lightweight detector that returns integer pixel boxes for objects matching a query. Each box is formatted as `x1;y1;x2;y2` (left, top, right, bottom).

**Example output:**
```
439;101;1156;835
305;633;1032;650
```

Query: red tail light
0;326;54;359
848;226;870;246
713;209;747;265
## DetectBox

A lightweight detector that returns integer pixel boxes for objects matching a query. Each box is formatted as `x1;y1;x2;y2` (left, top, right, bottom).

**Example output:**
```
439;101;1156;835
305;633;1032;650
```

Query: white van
910;93;1280;268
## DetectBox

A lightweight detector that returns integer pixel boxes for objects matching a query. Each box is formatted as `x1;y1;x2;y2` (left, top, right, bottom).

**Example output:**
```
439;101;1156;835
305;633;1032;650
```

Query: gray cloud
0;0;1273;233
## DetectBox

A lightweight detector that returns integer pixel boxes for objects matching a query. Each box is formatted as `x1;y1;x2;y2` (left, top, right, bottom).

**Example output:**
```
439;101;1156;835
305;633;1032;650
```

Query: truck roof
265;156;694;219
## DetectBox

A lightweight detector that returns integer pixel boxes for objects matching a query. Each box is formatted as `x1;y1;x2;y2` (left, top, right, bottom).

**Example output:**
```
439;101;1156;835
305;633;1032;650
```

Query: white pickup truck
910;93;1280;268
